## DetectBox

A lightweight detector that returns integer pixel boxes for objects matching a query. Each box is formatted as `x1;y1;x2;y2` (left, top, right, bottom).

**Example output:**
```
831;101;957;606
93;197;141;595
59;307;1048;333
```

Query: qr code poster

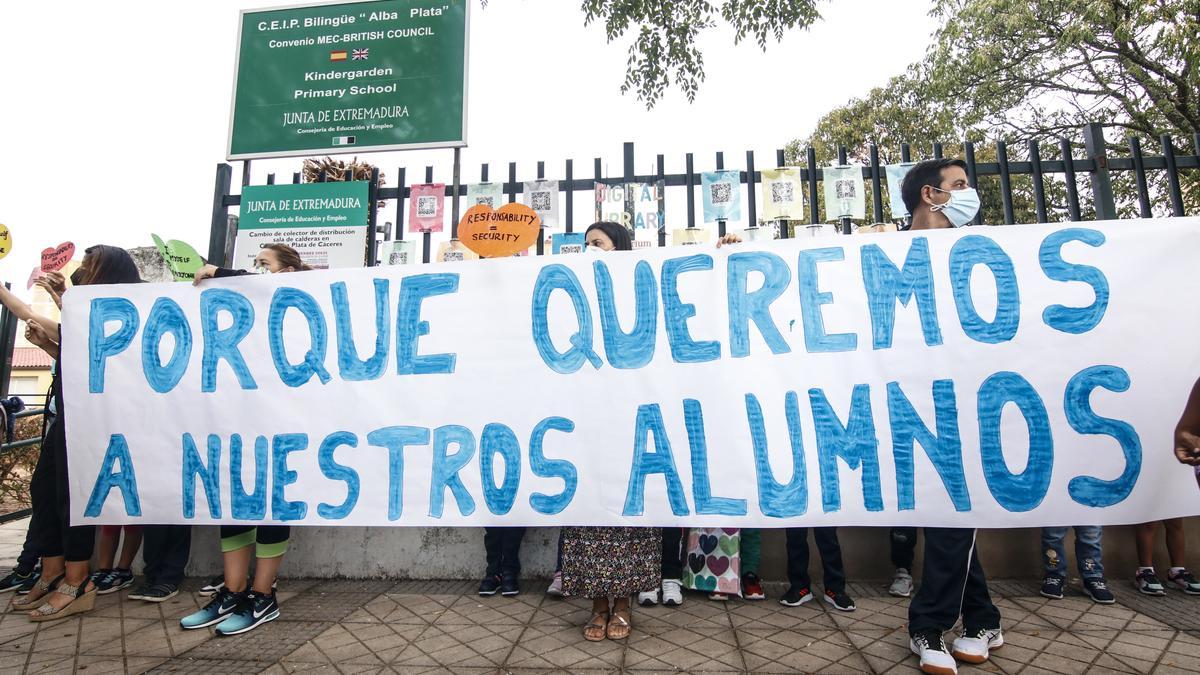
884;163;917;219
436;239;478;263
552;232;586;254
822;165;866;221
702;170;742;223
672;227;713;246
408;183;445;233
383;240;417;266
522;180;560;229
467;182;505;210
759;168;804;221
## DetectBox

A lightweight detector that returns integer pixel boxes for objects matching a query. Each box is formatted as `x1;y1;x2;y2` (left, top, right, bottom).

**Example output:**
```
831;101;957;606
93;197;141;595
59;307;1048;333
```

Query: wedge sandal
29;581;96;622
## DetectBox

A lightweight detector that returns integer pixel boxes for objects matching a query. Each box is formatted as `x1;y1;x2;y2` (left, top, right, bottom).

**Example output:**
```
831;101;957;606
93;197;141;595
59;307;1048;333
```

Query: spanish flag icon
330;50;348;62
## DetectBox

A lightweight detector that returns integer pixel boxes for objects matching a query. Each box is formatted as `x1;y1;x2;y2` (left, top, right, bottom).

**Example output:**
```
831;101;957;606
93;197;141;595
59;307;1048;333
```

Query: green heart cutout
692;574;717;591
719;535;739;557
152;233;205;282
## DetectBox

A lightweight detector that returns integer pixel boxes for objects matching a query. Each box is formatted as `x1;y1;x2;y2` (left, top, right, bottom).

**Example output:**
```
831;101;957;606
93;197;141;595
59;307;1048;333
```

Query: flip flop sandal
606;609;632;640
10;574;64;612
29;581;96;622
583;611;609;641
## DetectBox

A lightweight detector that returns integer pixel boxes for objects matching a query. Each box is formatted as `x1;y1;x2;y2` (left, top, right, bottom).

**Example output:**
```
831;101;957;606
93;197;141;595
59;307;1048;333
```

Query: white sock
1169;567;1186;577
1138;566;1155;573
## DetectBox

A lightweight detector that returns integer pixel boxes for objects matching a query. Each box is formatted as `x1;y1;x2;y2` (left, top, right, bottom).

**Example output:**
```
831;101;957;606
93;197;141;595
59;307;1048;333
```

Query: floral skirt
561;526;661;598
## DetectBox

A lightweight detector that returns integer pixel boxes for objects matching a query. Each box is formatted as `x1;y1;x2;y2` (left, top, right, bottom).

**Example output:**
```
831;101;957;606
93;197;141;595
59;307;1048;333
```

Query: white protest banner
64;219;1200;528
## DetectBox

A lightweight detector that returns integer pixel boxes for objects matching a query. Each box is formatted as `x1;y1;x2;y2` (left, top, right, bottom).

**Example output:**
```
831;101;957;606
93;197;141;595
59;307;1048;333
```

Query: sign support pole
451;147;462;240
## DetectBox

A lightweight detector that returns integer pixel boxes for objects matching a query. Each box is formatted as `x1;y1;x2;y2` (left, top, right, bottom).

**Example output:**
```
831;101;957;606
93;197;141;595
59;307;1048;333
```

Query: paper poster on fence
703;171;742;222
552;232;586;254
761;168;805;221
823;166;866;221
436;239;478;263
234;182;370;270
595;182;627;227
886;163;917;219
672;227;713;247
63;219;1200;528
467;183;505;210
523;180;560;230
409;184;446;233
382;240;417;266
630;181;665;231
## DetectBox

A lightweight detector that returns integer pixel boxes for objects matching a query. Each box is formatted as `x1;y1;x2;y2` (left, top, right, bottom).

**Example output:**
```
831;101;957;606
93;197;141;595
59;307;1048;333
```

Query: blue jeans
1041;526;1104;579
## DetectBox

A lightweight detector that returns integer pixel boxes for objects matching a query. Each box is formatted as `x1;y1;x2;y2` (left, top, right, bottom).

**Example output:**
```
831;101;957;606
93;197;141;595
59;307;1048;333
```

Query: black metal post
208;163;234;265
1083;122;1117;220
1060;139;1081;221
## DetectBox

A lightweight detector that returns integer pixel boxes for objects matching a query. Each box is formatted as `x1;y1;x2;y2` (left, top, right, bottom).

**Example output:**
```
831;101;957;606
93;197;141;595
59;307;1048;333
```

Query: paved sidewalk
0;576;1197;674
1;515;1199;674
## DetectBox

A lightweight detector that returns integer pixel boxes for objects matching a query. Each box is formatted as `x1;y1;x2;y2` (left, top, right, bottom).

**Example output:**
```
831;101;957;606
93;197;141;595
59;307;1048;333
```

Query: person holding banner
1;245;144;622
1133;380;1200;596
899;159;1003;675
1175;377;1200;494
563;222;660;641
180;243;311;636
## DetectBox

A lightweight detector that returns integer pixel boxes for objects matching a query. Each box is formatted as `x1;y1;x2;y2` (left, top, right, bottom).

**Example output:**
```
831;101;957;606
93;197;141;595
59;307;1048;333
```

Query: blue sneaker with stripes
214;591;279;636
180;589;243;630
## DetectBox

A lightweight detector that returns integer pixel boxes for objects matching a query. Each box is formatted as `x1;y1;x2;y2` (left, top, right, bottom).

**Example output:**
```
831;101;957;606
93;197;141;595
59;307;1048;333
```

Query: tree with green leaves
790;0;1198;221
481;0;823;107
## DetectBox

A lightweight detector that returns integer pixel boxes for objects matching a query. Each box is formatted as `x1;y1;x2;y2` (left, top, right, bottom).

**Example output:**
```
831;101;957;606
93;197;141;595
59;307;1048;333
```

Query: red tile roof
11;347;54;369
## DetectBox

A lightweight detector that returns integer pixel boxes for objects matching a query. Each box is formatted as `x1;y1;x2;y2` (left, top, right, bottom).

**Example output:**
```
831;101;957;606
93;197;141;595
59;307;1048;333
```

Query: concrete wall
184;521;1200;582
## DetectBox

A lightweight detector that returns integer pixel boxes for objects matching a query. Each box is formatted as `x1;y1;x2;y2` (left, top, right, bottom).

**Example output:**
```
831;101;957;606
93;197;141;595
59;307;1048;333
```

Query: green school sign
227;0;469;160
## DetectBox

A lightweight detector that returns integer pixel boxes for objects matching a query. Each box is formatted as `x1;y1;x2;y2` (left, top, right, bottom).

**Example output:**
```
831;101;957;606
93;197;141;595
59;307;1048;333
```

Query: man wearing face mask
896;159;1001;675
902;158;981;230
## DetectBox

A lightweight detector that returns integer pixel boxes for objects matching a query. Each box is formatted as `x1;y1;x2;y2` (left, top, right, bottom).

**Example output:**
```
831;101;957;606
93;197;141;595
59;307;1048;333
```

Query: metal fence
207;122;1199;268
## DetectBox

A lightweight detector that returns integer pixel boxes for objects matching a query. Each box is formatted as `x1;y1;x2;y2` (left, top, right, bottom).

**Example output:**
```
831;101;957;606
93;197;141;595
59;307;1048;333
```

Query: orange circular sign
457;203;542;258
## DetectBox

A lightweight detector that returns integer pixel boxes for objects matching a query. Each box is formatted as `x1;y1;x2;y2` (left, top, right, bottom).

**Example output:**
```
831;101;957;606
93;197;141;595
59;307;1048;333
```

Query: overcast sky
0;0;939;292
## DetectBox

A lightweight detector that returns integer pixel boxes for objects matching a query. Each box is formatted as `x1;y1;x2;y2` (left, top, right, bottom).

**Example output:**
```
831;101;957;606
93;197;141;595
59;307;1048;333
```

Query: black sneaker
141;582;179;602
779;586;813;607
198;574;227;597
500;573;520;597
1040;574;1065;599
94;568;134;595
1167;569;1200;595
127;582;152;601
0;568;37;594
478;574;501;596
1083;577;1115;604
1135;568;1166;595
823;588;856;612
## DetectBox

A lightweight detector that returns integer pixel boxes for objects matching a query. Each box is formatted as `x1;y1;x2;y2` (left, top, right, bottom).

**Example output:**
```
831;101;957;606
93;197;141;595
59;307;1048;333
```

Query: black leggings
26;418;95;562
219;525;291;558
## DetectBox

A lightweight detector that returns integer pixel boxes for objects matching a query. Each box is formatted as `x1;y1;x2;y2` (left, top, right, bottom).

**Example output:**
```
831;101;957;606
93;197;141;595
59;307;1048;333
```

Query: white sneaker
910;630;957;675
889;568;914;597
546;571;563;597
951;626;1003;664
637;589;658;606
661;579;683;607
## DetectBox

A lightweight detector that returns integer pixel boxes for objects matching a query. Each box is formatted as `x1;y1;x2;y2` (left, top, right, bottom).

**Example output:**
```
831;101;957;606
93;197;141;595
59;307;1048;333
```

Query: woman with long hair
0;245;143;621
181;242;311;636
557;222;740;640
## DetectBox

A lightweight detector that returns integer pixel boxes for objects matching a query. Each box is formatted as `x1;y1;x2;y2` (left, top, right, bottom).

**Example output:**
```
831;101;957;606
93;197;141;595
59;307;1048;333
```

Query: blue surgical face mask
929;186;980;227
